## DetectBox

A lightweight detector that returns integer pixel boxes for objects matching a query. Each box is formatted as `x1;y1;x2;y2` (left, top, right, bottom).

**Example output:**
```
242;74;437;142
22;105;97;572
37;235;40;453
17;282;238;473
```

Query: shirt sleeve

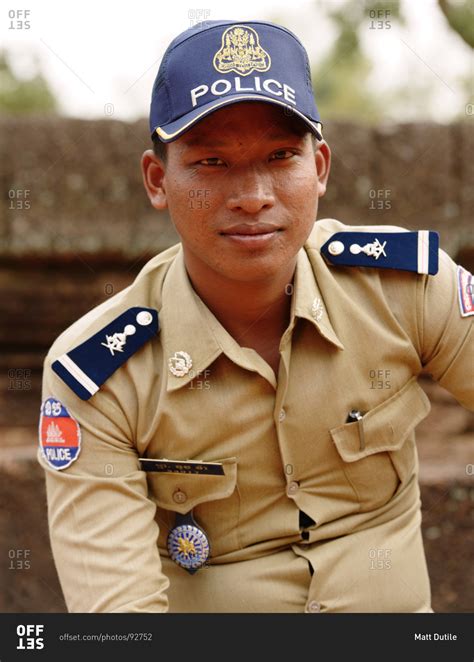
38;356;170;613
419;249;474;411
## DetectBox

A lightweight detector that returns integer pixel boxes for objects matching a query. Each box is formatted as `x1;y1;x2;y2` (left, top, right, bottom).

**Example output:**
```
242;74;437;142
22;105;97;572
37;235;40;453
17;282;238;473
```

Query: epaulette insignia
321;230;439;275
52;307;159;400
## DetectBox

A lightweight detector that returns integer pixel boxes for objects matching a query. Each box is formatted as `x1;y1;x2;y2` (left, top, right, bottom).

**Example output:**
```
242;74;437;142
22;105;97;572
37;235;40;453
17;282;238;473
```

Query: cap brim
154;94;322;142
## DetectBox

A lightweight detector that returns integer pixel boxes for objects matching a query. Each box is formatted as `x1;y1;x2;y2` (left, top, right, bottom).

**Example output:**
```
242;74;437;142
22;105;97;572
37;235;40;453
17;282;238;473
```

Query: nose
226;166;275;214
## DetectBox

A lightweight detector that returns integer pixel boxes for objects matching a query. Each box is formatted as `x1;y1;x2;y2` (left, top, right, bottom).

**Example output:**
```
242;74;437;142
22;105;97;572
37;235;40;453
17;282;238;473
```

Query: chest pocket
329;377;431;512
144;457;240;557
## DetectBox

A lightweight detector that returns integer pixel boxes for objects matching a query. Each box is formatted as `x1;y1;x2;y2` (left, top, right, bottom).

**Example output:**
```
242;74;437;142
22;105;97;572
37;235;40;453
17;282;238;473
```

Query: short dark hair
152;134;167;163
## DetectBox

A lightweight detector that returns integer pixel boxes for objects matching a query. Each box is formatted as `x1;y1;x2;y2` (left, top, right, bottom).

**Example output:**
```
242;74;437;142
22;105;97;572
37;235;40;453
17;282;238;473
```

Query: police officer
38;20;473;613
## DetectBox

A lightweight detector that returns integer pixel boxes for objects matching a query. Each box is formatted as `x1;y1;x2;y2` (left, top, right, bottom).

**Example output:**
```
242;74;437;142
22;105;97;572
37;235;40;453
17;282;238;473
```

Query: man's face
143;102;330;284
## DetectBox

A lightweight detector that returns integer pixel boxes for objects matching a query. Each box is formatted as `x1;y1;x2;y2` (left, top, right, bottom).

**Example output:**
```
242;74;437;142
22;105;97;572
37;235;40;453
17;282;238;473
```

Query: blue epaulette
321;230;439;275
52;307;159;400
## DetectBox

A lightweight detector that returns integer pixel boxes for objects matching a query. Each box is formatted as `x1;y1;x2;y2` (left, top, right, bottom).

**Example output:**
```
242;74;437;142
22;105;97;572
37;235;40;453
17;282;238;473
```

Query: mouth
219;224;283;246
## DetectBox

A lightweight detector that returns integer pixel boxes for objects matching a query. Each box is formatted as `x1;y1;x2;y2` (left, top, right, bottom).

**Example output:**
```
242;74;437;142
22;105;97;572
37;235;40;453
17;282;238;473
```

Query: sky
1;0;472;124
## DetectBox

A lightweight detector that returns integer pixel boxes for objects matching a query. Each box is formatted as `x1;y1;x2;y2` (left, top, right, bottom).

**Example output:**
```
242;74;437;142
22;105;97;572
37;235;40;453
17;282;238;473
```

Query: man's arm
38;358;170;613
418;250;473;410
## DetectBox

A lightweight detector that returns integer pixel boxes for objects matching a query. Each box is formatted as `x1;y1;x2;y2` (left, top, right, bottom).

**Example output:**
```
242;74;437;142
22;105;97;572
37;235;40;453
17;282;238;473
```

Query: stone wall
1;117;473;261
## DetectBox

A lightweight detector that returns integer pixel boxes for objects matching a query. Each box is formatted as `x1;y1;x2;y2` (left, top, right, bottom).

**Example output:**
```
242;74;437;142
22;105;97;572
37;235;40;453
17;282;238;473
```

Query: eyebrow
183;132;305;149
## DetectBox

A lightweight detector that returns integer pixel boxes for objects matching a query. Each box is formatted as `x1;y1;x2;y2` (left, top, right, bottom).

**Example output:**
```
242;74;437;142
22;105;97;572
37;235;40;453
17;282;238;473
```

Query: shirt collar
290;244;345;351
159;243;344;392
160;248;277;391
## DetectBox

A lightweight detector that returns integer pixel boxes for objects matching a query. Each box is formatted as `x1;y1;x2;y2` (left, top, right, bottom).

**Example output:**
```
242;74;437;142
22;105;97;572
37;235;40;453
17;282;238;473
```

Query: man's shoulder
306;218;409;249
46;242;181;363
306;218;439;277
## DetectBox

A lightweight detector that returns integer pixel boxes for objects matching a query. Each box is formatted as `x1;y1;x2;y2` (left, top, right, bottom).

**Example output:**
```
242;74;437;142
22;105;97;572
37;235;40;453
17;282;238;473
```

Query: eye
270;150;295;161
198;157;225;166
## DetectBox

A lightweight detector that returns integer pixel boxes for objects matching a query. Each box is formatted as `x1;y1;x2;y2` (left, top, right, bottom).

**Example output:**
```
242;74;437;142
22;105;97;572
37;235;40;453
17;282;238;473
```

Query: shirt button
328;240;344;256
278;408;286;422
306;600;321;613
287;481;299;496
136;310;153;326
172;490;187;504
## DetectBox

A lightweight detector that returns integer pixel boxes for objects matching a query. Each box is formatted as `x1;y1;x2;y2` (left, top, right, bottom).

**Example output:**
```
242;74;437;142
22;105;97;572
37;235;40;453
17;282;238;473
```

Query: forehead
177;101;309;147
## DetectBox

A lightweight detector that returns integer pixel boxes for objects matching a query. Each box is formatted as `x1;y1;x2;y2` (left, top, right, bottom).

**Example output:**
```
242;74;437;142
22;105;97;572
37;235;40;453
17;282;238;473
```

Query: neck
182;250;297;346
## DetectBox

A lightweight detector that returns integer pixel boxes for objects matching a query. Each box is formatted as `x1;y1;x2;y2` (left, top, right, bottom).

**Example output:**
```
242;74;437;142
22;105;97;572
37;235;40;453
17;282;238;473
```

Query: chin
217;257;286;283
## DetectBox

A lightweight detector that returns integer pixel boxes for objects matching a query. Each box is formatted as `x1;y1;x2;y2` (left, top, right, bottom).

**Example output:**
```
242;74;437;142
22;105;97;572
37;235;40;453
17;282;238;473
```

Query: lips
219;223;282;249
220;223;282;236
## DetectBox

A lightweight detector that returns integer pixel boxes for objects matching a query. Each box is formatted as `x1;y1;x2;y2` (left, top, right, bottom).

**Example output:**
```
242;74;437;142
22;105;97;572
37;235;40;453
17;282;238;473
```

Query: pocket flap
330;377;431;462
142;456;238;514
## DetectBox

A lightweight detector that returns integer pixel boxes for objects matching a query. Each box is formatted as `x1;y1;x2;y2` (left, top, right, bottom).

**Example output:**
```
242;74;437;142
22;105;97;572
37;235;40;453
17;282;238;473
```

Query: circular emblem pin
168;351;192;377
167;523;210;571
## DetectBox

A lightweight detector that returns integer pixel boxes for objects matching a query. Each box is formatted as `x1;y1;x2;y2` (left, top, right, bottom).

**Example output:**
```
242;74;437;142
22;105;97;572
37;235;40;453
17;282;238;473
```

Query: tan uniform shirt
38;218;474;613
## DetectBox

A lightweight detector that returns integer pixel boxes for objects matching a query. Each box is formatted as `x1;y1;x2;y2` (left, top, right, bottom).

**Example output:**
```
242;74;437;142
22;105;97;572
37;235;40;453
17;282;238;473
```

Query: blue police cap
150;20;322;143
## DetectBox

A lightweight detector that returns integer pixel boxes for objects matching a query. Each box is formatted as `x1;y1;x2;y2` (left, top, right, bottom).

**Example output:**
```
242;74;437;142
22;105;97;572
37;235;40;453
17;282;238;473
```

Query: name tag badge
139;458;225;476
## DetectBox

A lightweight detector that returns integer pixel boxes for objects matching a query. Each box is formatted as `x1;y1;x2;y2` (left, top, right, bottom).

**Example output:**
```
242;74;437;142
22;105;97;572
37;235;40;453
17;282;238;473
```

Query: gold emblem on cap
213;25;271;76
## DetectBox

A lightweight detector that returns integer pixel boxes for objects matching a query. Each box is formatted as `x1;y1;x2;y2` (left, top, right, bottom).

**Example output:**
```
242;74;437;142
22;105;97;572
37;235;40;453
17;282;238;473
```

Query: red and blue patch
457;266;474;317
39;397;81;470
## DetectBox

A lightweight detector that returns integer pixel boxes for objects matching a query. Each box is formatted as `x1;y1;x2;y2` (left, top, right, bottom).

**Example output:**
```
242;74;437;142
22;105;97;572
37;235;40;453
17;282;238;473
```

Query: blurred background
0;0;473;612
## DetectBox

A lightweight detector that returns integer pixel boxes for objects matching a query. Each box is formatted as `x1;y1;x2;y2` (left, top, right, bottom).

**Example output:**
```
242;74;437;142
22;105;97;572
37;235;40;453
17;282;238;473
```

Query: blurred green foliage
313;0;403;122
438;0;474;48
312;0;471;123
0;52;57;114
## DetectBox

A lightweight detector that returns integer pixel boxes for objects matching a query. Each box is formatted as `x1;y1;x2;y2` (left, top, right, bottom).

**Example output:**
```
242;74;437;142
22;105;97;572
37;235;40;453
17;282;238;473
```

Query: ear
141;150;168;210
315;140;331;198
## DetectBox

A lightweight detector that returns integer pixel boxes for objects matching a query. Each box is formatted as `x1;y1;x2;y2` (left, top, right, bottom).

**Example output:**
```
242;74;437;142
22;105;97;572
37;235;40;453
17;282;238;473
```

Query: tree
438;0;474;48
0;51;57;114
312;1;405;123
